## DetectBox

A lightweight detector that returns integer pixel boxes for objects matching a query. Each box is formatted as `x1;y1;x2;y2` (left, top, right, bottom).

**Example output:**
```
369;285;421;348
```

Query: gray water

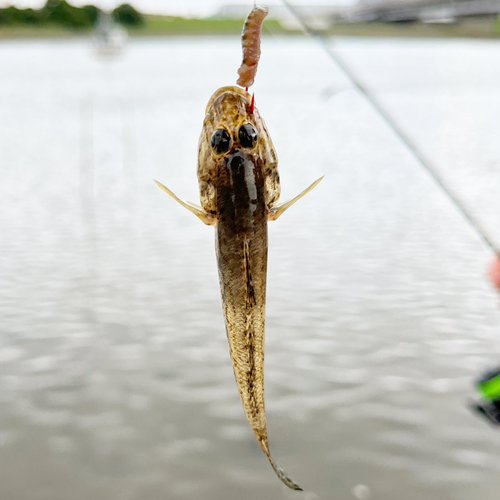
1;35;500;500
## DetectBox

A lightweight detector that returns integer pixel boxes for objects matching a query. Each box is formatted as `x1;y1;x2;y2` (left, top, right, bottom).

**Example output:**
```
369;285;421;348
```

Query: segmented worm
236;6;269;88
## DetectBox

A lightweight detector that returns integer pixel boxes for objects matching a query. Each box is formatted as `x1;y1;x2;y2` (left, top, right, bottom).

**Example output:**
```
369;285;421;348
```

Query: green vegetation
113;3;143;26
0;0;143;31
0;6;292;38
134;15;291;36
130;14;500;39
0;2;499;40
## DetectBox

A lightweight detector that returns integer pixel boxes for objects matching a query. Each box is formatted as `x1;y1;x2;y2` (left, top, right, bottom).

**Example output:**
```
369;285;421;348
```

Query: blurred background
1;1;500;499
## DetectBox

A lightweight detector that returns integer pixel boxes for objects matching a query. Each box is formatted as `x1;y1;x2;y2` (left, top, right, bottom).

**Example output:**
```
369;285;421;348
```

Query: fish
155;85;322;490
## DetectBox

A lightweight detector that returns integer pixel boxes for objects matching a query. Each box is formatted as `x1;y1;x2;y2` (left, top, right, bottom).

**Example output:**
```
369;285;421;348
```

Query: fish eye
211;129;231;154
238;124;258;148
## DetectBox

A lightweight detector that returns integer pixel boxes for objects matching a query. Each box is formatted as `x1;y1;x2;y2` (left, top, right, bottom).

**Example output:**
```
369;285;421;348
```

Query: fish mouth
225;148;254;172
221;149;261;213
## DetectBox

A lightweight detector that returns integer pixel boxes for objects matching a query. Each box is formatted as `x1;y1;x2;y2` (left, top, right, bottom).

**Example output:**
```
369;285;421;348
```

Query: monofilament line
282;0;499;257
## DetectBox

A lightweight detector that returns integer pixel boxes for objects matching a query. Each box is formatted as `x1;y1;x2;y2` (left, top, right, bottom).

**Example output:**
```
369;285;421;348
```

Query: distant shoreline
1;16;499;40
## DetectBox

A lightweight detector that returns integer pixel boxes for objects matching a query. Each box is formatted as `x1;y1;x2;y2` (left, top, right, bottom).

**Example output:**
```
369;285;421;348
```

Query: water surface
0;36;500;500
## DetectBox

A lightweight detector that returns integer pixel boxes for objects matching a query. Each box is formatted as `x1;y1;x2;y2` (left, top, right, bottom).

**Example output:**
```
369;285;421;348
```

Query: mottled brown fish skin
155;85;321;488
216;149;268;445
197;86;280;216
197;86;302;490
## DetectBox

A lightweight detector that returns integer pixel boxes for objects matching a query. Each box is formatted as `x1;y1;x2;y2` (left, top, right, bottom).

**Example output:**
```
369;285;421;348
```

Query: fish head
197;86;280;216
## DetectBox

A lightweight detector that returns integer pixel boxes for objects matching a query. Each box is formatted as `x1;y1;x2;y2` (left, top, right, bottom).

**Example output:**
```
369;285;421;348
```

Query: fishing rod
281;0;500;258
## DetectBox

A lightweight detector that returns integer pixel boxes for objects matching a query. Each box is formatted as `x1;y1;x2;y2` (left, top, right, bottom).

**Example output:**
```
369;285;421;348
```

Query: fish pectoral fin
267;175;324;221
154;179;216;226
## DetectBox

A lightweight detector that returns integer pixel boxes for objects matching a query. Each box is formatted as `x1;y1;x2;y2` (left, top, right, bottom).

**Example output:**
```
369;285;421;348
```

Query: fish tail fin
268;454;303;491
259;439;303;491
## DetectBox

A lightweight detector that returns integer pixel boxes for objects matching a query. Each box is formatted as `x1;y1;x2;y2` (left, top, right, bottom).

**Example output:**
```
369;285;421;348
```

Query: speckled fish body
214;144;269;448
200;86;302;490
197;86;280;218
203;87;272;439
154;85;322;491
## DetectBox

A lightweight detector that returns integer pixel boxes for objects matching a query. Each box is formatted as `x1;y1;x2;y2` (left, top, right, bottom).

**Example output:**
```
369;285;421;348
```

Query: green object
113;4;143;26
0;0;98;29
478;372;500;401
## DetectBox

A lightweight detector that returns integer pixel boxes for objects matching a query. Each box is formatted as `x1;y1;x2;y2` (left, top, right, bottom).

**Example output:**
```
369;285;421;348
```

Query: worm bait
237;6;269;88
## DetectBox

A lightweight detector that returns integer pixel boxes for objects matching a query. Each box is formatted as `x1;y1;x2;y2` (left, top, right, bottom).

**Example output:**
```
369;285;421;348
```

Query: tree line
0;1;143;28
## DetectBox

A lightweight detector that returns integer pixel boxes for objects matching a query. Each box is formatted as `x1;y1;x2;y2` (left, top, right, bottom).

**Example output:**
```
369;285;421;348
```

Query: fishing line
281;0;499;257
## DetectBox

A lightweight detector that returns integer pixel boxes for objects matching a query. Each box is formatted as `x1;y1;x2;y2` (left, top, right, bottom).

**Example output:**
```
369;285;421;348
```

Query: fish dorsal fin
154;179;216;226
268;176;324;221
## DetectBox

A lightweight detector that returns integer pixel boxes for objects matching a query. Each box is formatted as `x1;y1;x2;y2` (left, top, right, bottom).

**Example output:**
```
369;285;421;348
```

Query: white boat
93;12;127;55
